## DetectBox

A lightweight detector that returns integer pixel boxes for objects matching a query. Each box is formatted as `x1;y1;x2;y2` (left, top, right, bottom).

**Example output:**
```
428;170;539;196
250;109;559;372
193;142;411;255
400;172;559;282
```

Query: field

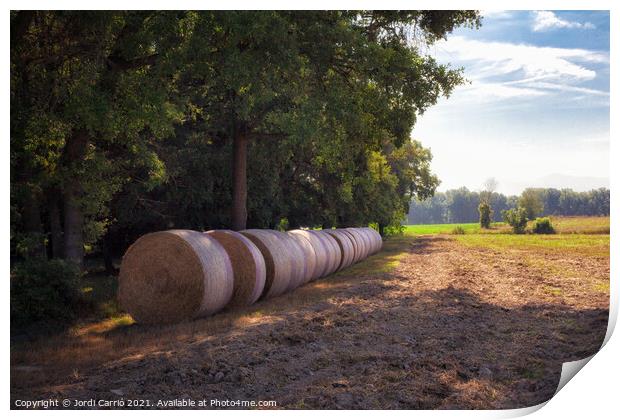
11;216;610;409
404;216;610;236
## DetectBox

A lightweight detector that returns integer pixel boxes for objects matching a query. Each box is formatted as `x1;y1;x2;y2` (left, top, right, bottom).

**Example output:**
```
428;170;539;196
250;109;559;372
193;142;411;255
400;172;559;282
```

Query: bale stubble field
11;221;609;409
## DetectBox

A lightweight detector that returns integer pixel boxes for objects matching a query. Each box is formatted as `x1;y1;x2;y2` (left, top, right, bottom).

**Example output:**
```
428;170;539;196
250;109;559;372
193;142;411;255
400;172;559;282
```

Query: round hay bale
305;230;333;278
241;229;292;299
269;230;307;291
339;229;361;263
287;232;317;285
325;229;355;270
118;229;234;324
364;227;382;254
314;230;342;275
347;228;369;260
356;228;373;258
289;230;325;281
206;230;266;307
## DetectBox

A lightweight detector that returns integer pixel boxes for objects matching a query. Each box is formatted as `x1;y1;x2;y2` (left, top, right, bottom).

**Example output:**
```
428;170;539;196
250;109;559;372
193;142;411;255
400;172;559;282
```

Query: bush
532;217;555;234
478;202;492;229
502;207;528;234
383;223;405;237
451;226;465;235
11;258;85;330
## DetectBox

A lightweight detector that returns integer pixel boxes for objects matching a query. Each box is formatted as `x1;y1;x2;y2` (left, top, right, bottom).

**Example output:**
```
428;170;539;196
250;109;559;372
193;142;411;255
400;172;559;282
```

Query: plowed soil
11;235;609;409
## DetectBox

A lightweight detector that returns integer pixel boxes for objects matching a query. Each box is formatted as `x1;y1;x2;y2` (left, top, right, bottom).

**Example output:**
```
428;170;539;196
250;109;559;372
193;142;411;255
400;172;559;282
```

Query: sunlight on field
336;235;413;277
403;223;503;235
547;216;610;234
454;234;610;257
404;216;609;236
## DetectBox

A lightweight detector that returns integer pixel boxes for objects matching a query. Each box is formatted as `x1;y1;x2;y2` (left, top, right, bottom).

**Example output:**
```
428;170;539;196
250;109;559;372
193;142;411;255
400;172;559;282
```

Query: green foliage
276;217;290;232
383;223;406;237
11;10;479;266
502;207;528;234
12;232;46;259
451;226;466;235
11;259;86;329
519;188;544;220
532;217;555;234
478;201;492;229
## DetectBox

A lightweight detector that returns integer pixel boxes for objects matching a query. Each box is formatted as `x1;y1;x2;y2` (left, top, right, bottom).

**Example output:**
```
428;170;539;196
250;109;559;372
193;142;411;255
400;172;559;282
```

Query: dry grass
11;235;410;383
11;228;609;409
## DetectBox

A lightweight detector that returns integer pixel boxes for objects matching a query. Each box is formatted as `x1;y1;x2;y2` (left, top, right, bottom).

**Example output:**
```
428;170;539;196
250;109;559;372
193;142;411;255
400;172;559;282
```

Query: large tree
11;11;190;265
11;10;481;267
184;10;480;230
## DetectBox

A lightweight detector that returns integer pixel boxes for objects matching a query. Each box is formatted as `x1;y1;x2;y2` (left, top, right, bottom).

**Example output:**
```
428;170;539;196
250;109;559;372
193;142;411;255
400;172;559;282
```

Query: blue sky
412;10;610;195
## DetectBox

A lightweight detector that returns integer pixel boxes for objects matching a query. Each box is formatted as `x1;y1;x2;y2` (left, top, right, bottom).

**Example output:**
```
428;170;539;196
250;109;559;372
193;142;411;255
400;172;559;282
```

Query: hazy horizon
434;173;609;196
412;10;610;197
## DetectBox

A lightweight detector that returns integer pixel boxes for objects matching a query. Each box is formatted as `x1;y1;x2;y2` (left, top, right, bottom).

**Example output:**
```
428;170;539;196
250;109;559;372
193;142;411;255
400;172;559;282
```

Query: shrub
276;217;289;232
383;222;405;237
519;189;544;220
478;202;492;229
451;226;465;235
11;258;85;330
502;207;528;234
532;217;555;234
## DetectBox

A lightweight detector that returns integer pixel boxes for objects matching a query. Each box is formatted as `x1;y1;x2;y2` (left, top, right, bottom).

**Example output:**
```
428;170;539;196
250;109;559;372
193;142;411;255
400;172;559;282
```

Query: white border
4;2;617;419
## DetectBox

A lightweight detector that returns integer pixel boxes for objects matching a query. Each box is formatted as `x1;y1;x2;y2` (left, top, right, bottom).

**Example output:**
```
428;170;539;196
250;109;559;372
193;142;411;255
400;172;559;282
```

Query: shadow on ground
11;236;609;410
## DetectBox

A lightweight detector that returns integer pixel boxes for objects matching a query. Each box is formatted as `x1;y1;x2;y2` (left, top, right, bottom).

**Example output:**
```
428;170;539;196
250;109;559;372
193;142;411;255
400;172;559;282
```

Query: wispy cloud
433;36;608;102
481;10;514;20
532;11;595;32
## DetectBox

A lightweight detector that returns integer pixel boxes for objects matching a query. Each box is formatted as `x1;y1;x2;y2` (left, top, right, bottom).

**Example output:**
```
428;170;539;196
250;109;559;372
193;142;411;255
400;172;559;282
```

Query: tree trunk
102;231;116;275
48;194;63;259
379;223;385;237
231;132;248;231
64;184;84;265
63;130;89;267
22;187;46;257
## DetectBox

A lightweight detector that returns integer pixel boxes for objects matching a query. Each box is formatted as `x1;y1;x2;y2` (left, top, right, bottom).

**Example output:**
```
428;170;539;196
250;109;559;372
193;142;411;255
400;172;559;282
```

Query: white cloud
532;11;595;32
437;36;605;81
481;10;513;19
432;36;608;102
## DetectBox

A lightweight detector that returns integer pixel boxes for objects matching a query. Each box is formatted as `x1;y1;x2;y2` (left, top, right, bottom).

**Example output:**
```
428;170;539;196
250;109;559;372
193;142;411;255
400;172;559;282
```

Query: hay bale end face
241;229;293;299
118;230;234;324
206;230;266;307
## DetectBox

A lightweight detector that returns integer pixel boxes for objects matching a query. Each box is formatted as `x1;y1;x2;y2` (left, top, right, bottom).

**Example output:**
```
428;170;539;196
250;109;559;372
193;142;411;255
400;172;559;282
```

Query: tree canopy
11;10;481;266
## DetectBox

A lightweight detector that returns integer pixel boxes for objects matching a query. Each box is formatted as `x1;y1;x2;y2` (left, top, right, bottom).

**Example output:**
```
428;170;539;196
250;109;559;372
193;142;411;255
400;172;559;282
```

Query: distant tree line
407;187;610;224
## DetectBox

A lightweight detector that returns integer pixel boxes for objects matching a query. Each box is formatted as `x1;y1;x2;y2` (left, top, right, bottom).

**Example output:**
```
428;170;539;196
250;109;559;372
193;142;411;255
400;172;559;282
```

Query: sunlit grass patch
546;216;610;234
593;282;610;293
403;223;496;235
454;234;610;257
71;314;134;336
335;235;413;277
405;216;609;236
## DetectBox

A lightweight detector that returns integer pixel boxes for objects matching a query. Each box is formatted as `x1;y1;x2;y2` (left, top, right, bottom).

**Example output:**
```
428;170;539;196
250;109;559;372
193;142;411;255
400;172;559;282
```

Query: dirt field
11;232;609;409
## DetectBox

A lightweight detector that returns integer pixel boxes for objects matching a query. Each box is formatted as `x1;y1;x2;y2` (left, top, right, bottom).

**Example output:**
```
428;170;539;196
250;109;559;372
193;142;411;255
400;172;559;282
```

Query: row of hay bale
118;227;382;324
